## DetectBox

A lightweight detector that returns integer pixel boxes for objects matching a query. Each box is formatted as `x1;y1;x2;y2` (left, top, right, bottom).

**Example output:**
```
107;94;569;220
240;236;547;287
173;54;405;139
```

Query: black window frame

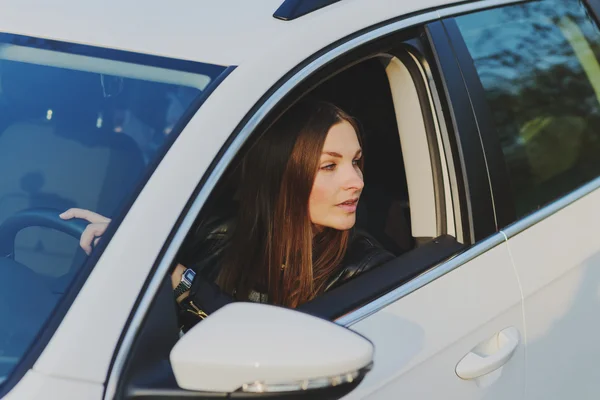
425;20;499;240
439;17;517;230
585;0;600;25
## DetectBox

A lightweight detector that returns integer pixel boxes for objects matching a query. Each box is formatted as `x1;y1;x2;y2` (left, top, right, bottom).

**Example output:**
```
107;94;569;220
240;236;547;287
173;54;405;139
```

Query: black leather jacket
176;215;394;331
322;230;395;291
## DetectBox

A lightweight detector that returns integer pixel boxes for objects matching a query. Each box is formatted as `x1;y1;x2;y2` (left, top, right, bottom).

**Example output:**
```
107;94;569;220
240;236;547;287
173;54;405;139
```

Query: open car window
176;47;459;321
0;34;227;386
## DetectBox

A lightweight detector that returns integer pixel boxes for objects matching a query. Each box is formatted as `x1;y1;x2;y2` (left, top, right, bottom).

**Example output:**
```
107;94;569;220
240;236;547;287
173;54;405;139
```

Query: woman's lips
337;198;358;213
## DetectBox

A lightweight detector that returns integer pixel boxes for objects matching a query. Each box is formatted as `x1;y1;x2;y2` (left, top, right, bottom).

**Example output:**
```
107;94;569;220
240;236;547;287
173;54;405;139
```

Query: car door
344;239;523;400
449;0;600;398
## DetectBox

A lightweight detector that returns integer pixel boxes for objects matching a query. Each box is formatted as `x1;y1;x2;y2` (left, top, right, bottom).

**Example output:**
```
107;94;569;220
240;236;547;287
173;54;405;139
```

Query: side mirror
170;302;373;399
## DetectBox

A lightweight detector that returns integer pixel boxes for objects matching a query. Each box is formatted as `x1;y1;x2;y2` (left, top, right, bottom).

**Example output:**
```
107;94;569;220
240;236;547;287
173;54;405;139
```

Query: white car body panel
346;239;525;399
0;0;464;66
503;181;600;399
5;370;102;400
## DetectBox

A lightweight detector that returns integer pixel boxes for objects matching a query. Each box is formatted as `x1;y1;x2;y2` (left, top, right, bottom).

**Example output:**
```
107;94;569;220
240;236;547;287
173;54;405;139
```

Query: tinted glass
455;0;600;218
0;36;226;384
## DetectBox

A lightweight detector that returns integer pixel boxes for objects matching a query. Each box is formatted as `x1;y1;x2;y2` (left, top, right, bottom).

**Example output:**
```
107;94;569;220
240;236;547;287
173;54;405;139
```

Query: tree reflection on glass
456;0;600;217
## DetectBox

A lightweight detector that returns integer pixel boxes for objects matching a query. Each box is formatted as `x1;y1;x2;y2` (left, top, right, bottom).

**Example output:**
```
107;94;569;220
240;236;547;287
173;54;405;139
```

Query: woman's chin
328;216;357;231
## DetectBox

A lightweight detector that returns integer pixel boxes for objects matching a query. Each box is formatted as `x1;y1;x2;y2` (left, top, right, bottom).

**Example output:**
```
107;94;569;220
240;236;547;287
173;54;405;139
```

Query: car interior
312;57;414;255
0;47;210;284
0;60;145;285
0;48;210;382
177;49;446;312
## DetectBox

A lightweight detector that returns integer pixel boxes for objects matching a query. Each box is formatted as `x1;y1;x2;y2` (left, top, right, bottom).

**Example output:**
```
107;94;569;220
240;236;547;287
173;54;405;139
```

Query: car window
455;0;600;218
0;34;227;385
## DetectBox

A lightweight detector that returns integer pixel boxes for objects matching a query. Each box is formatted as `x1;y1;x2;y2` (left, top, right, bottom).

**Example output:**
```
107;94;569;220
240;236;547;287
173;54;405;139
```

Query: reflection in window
456;0;600;218
0;38;226;385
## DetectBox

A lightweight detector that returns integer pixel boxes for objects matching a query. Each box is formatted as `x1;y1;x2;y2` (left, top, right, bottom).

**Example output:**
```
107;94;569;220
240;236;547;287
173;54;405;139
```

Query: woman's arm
171;263;192;303
61;207;187;296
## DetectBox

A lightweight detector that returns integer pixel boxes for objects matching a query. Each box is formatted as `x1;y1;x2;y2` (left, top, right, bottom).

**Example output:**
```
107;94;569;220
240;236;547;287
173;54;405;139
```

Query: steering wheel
0;209;88;371
0;208;88;257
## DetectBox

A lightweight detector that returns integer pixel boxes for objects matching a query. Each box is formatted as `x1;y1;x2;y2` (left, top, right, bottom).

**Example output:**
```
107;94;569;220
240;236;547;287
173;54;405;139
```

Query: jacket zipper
187;300;208;319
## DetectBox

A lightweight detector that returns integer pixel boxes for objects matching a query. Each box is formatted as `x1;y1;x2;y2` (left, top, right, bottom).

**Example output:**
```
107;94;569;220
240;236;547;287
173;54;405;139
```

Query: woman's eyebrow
321;149;363;158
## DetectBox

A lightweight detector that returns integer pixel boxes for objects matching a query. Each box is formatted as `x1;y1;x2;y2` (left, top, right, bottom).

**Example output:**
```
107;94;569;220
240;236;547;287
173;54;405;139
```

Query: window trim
406;45;459;239
299;235;466;321
0;33;226;76
501;176;600;239
336;232;506;326
441;17;517;230
385;49;446;240
425;20;497;243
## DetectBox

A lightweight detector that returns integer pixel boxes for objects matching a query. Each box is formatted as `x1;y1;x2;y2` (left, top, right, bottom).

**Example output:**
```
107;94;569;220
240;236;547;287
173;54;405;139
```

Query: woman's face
309;120;364;231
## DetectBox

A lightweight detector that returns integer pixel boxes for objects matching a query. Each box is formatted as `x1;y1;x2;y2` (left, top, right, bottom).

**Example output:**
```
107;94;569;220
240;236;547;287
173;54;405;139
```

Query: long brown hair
217;100;362;308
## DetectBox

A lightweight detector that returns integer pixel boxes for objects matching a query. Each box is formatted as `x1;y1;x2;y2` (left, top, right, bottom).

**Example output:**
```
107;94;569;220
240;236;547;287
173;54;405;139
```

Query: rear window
0;34;227;385
455;0;600;219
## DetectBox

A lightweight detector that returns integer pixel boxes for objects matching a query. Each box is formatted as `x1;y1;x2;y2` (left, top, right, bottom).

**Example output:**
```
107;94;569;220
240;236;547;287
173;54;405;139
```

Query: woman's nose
343;165;364;191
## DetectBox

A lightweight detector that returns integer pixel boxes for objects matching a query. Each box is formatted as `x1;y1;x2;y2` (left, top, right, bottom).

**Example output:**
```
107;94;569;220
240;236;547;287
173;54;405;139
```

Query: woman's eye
352;158;362;166
321;163;336;171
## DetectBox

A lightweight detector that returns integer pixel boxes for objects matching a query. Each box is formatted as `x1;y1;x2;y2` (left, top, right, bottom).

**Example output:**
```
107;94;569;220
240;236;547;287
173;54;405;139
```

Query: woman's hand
60;208;111;255
61;208;189;300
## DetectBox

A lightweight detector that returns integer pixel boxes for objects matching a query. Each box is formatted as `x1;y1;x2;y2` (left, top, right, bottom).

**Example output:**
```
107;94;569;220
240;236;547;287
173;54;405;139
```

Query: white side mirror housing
170;302;373;395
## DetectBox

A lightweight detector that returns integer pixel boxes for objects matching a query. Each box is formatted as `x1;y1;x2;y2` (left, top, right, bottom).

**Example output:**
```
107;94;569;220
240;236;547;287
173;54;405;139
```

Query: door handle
455;327;520;380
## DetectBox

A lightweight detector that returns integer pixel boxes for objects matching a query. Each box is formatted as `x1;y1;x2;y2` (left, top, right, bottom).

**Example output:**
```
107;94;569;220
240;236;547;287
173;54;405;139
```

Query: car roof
0;0;463;66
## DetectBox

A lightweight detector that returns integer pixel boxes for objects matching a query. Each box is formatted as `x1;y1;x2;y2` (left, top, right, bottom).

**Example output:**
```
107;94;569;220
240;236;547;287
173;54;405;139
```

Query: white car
1;0;600;398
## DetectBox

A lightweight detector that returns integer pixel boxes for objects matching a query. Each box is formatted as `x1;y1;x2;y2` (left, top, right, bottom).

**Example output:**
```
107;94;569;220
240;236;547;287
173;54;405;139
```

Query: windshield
0;34;227;385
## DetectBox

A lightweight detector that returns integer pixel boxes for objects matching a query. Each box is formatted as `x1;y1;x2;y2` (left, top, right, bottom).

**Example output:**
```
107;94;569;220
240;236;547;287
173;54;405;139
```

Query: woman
61;100;394;329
